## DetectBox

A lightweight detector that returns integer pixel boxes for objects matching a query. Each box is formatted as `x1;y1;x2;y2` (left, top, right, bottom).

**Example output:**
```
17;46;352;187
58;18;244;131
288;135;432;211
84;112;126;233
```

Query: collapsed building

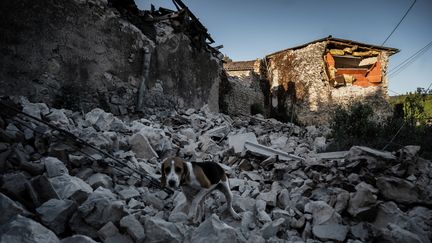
0;0;223;116
223;36;399;125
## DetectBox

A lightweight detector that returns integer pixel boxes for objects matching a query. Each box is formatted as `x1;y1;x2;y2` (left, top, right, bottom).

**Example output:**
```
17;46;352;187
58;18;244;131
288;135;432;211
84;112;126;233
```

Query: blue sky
136;0;432;95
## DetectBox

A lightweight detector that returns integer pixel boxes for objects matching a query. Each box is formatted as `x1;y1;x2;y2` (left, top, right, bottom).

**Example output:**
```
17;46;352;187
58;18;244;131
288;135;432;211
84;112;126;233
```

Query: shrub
328;102;432;159
328;102;380;150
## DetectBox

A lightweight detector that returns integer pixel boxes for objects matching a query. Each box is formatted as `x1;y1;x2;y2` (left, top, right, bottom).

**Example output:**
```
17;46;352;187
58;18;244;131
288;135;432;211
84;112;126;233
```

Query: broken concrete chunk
45;108;70;127
233;195;255;212
347;146;396;161
43;156;69;178
85;108;115;131
348;182;378;219
86;173;113;190
0;215;60;243
98;221;119;241
134;126;172;153
36;199;77;235
129;133;158;160
49;174;93;203
304;200;341;225
379;223;422;243
120;214;145;242
372;201;408;230
244;141;303;161
22;102;49;120
376;176;423;205
228;132;257;153
78;187;125;228
256;190;277;207
350;222;369;241
144;217;183;243
191;214;239;243
0;192;32;224
260;218;286;240
118;187;140;200
28;175;61;207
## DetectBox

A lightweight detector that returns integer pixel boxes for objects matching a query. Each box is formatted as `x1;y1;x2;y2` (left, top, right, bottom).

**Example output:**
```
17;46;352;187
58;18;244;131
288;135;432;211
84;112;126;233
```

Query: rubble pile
1;97;431;243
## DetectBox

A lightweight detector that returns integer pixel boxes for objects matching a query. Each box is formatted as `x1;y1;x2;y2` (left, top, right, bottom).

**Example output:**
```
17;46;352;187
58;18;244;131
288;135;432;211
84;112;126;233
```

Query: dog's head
160;157;189;188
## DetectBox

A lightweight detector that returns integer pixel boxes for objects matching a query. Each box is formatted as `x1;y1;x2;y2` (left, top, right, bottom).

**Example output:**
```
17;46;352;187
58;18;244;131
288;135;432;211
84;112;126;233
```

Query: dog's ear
180;161;190;184
160;162;166;187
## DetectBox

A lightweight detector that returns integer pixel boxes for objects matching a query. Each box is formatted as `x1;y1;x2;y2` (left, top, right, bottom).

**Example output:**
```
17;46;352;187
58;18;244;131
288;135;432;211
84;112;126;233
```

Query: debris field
0;97;431;243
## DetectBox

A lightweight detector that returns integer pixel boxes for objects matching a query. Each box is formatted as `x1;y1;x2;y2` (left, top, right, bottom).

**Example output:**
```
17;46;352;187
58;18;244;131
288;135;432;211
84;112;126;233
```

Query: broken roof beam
171;0;215;44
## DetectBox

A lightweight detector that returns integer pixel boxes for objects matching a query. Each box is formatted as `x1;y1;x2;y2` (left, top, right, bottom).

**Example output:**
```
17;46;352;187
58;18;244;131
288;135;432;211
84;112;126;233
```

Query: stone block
36;199;77;234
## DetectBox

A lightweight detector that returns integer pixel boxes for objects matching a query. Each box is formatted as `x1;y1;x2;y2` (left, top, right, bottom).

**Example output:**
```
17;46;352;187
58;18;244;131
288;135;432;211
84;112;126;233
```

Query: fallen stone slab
0;192;32;224
129;133;158;160
43;156;69;178
228;132;257;153
261;218;286;240
120;214;145;242
118;187;140;200
347;146;396;161
315;151;348;160
140;187;164;210
49;174;93;203
28;175;60;207
372;201;408;230
350;222;370;242
78;187;125;228
256;190;277;207
233;195;255;212
347;182;379;219
304;200;342;225
312;224;348;242
36;199;77;235
98;221;119;241
0;215;60;243
22;102;49;120
134;126;172;153
376;176;424;205
45;108;70;128
144;217;183;243
86;173;113;189
85;108;114;131
244;141;304;161
378;223;422;243
191;214;241;243
61;235;98;243
204;125;230;139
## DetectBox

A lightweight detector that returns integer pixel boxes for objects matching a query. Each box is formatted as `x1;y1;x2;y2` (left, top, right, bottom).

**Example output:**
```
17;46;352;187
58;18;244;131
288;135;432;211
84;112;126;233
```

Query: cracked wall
0;0;221;116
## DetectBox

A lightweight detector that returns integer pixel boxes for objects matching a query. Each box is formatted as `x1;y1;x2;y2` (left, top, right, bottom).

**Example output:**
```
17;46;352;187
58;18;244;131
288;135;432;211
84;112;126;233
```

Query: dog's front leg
188;189;209;223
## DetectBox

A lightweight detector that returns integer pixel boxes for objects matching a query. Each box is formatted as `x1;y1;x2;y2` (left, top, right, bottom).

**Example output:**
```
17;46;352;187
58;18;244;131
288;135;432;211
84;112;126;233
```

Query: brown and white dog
160;157;241;223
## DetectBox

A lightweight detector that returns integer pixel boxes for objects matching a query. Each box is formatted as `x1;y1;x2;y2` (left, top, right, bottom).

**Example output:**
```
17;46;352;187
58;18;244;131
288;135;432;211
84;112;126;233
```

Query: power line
388;88;401;96
388;40;432;77
381;0;417;46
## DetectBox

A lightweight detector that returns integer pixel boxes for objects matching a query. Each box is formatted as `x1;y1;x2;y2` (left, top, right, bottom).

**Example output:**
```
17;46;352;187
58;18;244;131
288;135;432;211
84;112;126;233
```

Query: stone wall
222;74;265;116
0;0;221;116
226;70;253;77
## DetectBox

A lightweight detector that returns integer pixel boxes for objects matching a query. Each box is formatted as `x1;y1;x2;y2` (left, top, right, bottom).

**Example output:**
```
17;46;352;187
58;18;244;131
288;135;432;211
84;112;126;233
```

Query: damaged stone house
223;36;399;125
